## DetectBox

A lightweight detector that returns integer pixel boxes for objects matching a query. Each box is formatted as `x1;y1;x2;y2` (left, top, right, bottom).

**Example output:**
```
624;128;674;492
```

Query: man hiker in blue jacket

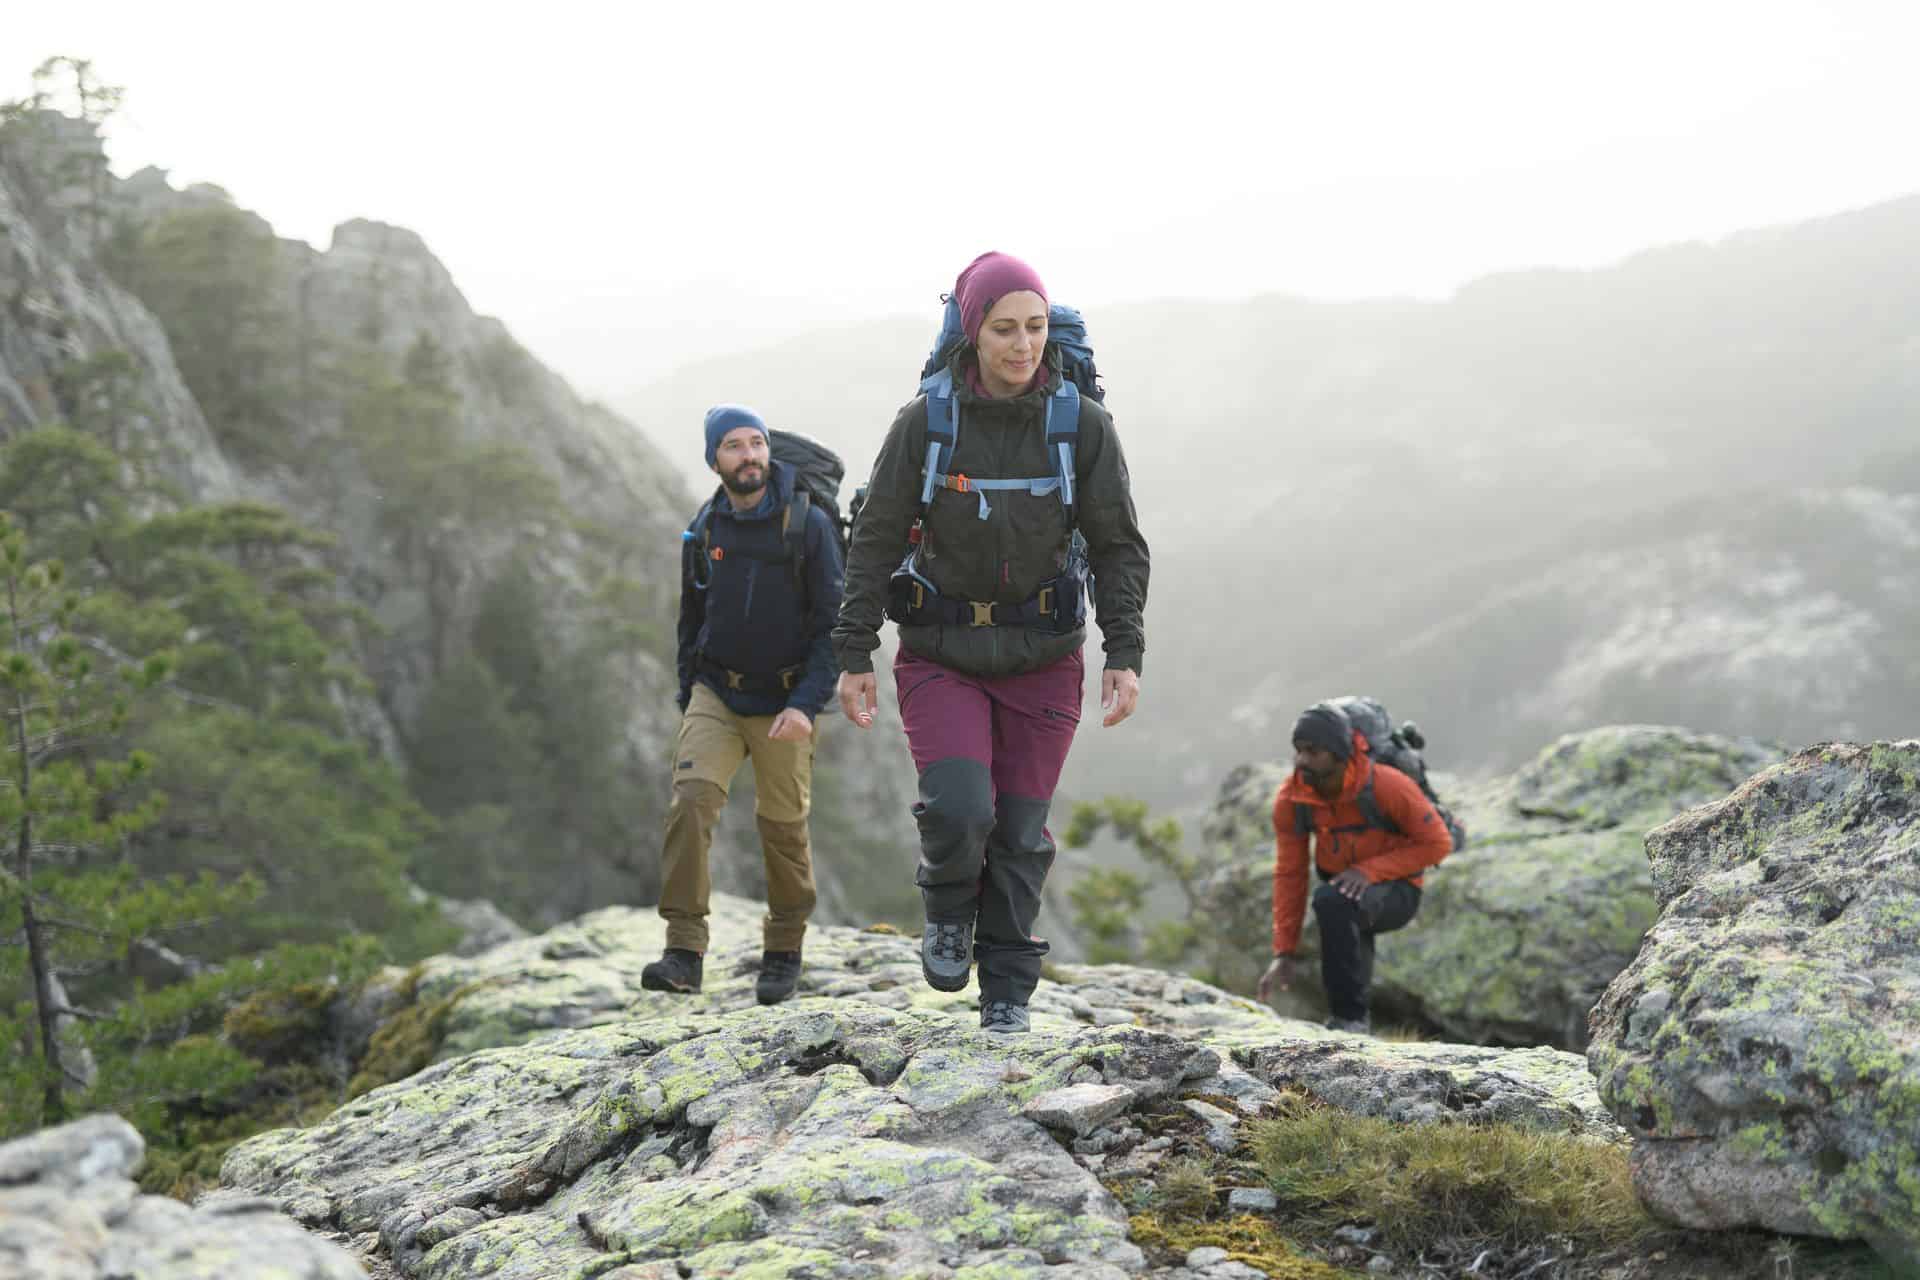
643;405;844;1004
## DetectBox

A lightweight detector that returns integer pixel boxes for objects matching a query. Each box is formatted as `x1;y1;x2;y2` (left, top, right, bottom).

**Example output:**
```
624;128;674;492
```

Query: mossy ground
136;968;473;1200
136;1061;343;1200
1102;1091;1890;1280
347;972;478;1098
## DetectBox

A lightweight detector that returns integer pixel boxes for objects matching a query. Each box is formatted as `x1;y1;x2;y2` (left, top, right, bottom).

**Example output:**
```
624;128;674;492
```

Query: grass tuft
1155;1156;1216;1217
1248;1100;1652;1255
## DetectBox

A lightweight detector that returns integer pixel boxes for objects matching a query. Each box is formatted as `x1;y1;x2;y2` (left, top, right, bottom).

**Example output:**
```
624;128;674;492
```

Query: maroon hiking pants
895;645;1084;1006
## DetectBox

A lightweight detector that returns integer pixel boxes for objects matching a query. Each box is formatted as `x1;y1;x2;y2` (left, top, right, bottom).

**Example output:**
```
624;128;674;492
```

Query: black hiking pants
1313;878;1422;1022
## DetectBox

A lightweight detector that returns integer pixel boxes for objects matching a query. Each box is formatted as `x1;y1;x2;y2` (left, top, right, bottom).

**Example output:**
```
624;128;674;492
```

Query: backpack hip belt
697;654;804;694
888;571;1082;631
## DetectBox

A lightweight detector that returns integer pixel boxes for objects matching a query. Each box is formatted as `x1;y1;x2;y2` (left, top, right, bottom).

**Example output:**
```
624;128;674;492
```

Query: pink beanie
954;251;1048;344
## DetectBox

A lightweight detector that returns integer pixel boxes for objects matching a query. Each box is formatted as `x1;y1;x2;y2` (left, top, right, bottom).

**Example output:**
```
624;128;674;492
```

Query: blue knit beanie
704;404;767;468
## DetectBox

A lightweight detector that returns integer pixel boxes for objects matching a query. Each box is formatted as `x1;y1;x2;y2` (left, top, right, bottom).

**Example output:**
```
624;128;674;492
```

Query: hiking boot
756;950;802;1005
980;1000;1031;1034
921;920;974;992
641;948;703;994
1323;1015;1371;1035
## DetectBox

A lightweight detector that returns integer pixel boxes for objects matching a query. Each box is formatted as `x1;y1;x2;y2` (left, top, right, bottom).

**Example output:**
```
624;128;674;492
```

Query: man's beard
720;463;765;497
1299;761;1343;790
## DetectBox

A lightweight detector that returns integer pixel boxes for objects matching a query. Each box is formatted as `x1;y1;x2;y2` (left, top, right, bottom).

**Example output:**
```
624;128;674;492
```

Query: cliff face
0;112;919;928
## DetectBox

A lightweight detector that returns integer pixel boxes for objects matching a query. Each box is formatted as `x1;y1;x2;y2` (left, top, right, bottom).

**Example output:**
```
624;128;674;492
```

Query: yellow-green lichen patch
1126;1212;1352;1279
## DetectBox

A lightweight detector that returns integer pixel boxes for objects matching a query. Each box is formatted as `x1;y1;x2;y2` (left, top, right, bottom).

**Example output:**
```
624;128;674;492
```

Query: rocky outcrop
1199;726;1781;1048
216;894;1614;1278
0;114;920;928
0;114;239;500
1588;741;1920;1265
0;1113;367;1279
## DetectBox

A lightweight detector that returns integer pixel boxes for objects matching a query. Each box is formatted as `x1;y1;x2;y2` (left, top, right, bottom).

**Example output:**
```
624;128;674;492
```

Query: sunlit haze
10;1;1920;397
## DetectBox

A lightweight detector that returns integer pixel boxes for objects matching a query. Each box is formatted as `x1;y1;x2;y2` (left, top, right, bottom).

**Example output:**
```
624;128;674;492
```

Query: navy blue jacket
677;461;843;719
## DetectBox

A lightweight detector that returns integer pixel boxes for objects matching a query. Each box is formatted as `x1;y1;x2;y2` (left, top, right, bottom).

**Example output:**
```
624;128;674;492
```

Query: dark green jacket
833;353;1149;678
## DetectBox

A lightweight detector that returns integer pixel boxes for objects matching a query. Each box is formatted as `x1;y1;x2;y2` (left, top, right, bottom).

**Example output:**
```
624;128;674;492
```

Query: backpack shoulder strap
1355;766;1403;836
1293;801;1314;838
1045;379;1081;520
784;488;813;604
686;497;718;589
920;369;959;514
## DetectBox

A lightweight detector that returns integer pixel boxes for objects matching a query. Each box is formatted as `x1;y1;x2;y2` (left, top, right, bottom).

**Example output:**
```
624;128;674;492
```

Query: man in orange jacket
1256;702;1453;1032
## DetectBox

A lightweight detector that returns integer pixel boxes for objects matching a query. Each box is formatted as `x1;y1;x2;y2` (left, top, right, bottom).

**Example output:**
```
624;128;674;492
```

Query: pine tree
0;512;167;1124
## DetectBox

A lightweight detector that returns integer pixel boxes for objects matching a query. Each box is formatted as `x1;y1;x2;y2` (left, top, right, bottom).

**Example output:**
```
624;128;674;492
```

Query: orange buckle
952;474;972;493
970;601;996;627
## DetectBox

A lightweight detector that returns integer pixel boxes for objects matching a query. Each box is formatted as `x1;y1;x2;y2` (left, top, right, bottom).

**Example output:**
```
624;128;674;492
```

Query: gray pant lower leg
913;758;995;923
976;794;1055;1005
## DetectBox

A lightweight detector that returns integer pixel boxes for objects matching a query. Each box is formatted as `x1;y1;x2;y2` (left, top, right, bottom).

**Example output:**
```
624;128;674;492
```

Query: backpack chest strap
932;473;1065;520
919;370;1080;520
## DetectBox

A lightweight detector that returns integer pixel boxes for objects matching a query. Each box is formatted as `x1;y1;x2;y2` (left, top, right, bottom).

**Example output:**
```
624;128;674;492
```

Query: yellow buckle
910;581;926;610
725;670;745;691
1036;587;1054;615
780;668;799;691
970;601;996;627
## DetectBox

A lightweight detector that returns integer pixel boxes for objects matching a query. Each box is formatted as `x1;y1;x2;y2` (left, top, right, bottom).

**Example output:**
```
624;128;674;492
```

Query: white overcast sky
8;1;1920;397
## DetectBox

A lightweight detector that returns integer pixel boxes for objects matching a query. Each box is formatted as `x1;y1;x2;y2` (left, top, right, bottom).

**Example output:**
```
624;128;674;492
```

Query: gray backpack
1293;696;1468;852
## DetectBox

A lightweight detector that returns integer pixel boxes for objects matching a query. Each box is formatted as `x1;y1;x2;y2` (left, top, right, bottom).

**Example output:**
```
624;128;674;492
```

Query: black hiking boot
921;920;974;992
756;950;802;1005
641;948;703;994
980;1000;1031;1034
1323;1015;1371;1035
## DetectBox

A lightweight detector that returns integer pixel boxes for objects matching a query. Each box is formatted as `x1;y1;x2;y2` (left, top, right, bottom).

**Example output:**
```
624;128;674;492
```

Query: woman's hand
1100;668;1140;727
836;672;877;728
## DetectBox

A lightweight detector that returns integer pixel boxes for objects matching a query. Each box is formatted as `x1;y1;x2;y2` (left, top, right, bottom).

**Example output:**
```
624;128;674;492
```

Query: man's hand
1257;955;1295;1003
1100;668;1140;727
1331;867;1371;901
836;672;877;729
768;708;813;742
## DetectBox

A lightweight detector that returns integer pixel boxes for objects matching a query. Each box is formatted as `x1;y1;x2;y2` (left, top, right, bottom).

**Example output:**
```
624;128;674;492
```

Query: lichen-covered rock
0;1114;367;1279
219;896;1618;1278
1199;727;1781;1048
1588;740;1920;1265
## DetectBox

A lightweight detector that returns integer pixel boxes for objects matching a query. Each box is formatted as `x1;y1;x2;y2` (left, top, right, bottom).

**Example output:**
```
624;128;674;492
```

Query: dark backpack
1293;696;1469;853
685;428;848;610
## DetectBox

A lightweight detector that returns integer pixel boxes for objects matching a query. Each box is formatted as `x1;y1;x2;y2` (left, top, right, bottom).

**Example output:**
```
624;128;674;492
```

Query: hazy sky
9;2;1920;398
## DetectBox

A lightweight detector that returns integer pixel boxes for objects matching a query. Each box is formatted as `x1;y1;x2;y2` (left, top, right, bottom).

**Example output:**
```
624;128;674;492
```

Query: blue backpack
880;297;1103;630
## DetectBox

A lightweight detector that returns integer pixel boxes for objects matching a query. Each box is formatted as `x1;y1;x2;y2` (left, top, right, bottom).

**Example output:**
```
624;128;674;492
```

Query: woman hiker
832;250;1150;1033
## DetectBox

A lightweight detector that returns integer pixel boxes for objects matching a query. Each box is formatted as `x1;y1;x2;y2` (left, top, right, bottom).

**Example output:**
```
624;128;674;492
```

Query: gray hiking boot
980;1000;1031;1034
921;920;974;992
1323;1015;1371;1035
756;950;802;1005
640;948;703;994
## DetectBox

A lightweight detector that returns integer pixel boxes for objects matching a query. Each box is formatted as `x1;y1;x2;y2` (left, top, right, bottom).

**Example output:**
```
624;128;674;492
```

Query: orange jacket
1269;732;1453;954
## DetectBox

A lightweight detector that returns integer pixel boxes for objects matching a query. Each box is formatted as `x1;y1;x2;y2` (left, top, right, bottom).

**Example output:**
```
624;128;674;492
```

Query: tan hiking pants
658;682;819;953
